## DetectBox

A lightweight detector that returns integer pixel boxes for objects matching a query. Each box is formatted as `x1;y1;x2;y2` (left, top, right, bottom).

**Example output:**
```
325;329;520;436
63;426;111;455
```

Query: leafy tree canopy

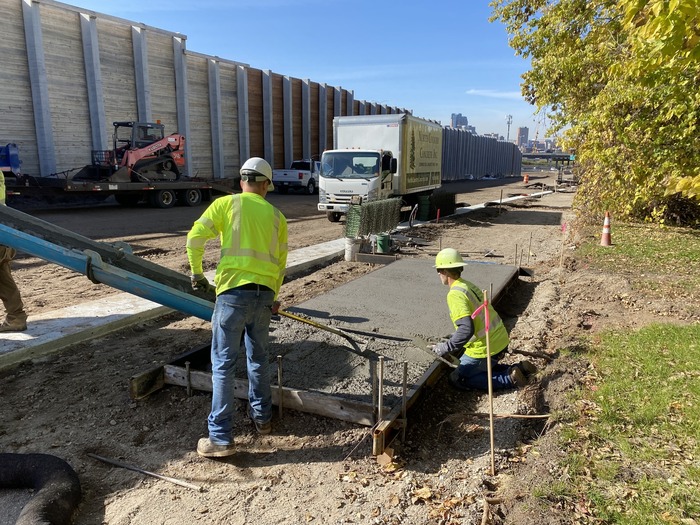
490;0;700;224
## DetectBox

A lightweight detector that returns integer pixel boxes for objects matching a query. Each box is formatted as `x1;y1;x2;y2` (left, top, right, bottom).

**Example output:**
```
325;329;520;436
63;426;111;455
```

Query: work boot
509;366;528;388
253;419;272;435
248;407;272;435
0;320;27;333
517;360;538;376
197;438;236;458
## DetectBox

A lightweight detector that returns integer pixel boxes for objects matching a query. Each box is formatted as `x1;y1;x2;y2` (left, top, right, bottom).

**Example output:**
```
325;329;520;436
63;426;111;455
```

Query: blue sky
63;0;542;140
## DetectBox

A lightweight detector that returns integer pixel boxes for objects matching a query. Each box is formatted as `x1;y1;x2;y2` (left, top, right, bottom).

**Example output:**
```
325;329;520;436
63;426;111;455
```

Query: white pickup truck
272;160;320;194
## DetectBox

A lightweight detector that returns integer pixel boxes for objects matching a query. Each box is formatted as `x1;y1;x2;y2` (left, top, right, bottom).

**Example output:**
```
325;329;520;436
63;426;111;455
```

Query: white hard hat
240;157;274;191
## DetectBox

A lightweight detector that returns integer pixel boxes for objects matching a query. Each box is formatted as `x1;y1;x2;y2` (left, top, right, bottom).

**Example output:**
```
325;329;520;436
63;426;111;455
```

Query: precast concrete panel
247;68;264;159
1;0;39;176
235;66;249;165
291;78;303;163
96;17;137;136
186;55;213;179
318;83;327;154
309;82;320;159
147;31;178;132
301;79;310;161
325;87;335;151
41;5;92;172
220;63;240;178
346;90;354;116
271;72;285;170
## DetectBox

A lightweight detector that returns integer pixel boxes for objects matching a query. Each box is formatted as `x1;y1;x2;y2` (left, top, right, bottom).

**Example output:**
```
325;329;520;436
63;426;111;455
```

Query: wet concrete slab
285;258;518;341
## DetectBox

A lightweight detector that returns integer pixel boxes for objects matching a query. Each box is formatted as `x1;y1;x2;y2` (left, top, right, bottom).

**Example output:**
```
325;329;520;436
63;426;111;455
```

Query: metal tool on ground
412;337;459;368
278;310;369;357
88;453;202;492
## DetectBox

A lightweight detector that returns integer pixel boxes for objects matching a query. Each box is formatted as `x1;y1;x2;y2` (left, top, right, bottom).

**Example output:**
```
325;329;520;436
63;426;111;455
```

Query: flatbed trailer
5;173;235;208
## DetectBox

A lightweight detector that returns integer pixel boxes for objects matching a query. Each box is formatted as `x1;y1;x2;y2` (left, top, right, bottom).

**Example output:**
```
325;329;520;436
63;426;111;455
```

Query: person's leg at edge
245;290;274;425
0;247;27;328
208;292;249;445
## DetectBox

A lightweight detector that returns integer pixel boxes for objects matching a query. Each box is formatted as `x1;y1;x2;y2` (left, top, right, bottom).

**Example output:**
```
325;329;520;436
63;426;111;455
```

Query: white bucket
344;237;360;261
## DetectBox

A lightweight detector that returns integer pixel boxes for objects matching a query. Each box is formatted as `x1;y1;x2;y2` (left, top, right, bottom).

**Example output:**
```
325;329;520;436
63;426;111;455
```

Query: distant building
451;113;469;128
517;127;529;148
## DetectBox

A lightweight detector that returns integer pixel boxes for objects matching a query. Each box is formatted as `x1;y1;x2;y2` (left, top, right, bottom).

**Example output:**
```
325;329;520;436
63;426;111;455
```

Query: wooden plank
186;55;213;179
247;67;264;159
271;72;285;169
97;18;138;128
163;364;375;426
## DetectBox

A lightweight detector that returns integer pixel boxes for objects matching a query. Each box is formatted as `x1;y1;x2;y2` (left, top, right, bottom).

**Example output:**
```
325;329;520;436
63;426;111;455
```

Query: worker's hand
271;301;281;315
191;274;212;293
432;342;450;357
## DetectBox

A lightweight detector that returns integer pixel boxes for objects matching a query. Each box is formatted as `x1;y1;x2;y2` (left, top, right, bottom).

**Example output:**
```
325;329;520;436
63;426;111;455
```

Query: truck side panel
397;115;442;196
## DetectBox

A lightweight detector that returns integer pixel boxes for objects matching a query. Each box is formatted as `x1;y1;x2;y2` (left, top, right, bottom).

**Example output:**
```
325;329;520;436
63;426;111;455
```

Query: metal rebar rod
88;453;202;492
377;356;385;422
401;361;408;443
185;361;192;397
277;355;283;419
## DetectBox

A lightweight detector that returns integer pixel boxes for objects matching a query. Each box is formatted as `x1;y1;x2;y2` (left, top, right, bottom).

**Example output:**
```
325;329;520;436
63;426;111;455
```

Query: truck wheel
327;211;341;223
149;189;176;208
278;186;289;194
180;188;202;207
306;179;316;194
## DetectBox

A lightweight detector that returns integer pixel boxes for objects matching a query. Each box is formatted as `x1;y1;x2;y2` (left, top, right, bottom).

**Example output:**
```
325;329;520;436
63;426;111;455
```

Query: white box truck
317;114;442;222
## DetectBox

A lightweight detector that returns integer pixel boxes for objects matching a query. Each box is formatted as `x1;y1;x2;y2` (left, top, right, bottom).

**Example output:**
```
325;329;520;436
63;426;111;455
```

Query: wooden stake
483;289;496;476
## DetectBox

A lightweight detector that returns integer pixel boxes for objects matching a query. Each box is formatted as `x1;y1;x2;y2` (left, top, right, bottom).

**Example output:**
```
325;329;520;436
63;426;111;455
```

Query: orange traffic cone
523;173;529;184
600;211;612;246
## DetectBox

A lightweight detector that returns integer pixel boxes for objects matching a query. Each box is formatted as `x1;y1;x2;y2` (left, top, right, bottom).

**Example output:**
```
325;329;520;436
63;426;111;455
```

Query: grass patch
577;223;700;296
538;222;700;523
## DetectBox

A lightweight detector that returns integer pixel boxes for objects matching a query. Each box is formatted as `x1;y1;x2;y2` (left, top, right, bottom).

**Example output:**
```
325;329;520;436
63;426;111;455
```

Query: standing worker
0;169;28;332
432;248;536;391
187;157;288;458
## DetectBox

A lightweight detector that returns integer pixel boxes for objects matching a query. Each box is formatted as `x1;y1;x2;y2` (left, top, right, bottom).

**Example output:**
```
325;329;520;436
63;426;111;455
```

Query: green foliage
490;0;700;224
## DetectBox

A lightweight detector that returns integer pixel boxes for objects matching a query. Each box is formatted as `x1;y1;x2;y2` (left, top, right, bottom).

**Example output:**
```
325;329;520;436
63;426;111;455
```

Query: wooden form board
129;338;449;456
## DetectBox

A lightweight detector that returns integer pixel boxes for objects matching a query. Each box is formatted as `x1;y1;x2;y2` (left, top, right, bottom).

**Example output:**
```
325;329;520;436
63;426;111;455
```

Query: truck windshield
320;152;380;179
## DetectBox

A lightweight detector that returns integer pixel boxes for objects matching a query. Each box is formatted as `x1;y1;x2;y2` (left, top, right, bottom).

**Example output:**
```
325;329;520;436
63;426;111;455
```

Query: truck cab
317;150;396;222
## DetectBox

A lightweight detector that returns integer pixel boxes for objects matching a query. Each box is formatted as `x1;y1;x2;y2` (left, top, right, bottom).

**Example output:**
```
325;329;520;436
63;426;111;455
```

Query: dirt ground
5;172;691;524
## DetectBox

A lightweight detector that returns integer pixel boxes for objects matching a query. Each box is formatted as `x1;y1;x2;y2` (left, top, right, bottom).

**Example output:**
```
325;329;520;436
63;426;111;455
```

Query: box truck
317;114;442;222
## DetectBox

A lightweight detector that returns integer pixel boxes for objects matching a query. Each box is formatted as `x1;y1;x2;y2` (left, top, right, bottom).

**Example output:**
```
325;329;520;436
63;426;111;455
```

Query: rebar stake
377;356;385;422
185;361;192;397
277;354;283;419
401;361;408;443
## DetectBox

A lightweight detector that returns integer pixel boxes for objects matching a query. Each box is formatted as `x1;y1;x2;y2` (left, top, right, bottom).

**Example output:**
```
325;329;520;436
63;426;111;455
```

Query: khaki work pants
0;245;26;325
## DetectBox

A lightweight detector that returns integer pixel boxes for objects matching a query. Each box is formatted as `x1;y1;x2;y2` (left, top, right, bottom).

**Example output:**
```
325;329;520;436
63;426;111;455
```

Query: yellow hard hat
240;157;274;191
434;248;467;269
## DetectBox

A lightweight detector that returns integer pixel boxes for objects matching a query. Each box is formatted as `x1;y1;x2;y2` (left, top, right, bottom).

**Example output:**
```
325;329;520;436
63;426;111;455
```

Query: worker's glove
191;274;212;293
271;301;281;315
432;342;451;357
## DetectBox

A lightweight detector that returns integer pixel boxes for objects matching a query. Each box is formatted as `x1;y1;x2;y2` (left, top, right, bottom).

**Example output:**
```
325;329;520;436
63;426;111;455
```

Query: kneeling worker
432;248;536;391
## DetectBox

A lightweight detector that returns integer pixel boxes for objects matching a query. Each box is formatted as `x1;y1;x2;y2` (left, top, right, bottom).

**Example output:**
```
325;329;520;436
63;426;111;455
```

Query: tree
490;0;700;224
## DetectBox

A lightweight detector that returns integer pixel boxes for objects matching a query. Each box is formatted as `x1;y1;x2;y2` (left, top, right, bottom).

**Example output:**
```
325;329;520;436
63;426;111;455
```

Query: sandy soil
5;173;688;524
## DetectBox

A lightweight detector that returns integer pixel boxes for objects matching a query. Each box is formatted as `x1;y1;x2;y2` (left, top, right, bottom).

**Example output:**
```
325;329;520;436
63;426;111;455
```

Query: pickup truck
272;160;320;194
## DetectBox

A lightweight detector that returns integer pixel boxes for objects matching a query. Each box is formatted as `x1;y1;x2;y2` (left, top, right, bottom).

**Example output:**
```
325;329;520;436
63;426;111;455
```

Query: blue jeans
208;287;275;445
449;350;514;391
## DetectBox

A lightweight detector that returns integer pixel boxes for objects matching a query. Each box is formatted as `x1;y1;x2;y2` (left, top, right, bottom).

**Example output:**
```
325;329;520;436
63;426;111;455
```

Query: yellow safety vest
187;193;288;297
446;278;509;358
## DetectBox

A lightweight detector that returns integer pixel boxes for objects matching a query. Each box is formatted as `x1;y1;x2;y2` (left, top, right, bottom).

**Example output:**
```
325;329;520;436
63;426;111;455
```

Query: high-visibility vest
446;279;509;358
187;193;288;296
